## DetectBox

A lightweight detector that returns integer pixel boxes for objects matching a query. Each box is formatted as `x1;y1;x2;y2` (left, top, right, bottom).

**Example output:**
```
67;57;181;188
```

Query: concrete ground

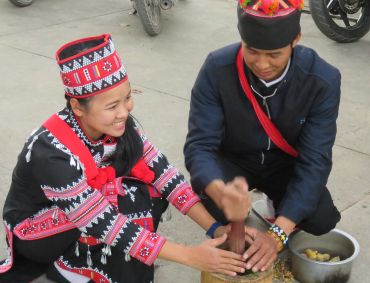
0;0;369;282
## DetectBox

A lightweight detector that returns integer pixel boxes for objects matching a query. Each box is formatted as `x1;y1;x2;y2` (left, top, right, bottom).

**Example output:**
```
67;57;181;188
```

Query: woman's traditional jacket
0;107;200;283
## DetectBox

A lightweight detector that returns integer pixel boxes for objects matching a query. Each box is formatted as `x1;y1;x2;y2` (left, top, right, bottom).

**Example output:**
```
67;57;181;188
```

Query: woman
0;34;247;283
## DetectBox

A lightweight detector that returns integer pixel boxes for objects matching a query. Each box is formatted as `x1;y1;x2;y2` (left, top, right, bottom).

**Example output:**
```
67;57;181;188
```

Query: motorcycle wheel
309;0;370;42
136;0;162;36
8;0;33;7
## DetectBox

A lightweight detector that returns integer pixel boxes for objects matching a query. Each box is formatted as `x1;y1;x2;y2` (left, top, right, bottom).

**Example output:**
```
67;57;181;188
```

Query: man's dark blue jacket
184;43;341;224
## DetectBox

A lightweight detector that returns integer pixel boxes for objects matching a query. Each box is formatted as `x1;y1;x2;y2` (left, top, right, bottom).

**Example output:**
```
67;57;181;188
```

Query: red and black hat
237;0;304;50
56;34;128;98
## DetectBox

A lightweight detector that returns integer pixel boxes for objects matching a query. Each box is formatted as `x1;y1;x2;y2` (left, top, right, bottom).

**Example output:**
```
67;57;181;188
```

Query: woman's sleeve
32;136;165;266
135;127;201;215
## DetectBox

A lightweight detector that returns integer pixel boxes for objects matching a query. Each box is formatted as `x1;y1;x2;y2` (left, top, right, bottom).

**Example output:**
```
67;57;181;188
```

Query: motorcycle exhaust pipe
160;0;175;10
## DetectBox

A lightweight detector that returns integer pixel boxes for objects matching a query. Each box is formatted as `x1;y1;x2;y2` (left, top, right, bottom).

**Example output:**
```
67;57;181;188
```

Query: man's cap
237;0;304;50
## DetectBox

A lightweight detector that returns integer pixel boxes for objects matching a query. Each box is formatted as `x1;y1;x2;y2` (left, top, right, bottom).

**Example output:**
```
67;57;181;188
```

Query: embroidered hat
237;0;304;50
56;34;128;98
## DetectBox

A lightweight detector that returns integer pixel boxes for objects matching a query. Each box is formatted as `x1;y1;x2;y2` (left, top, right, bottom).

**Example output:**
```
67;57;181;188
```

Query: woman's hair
62;41;143;176
113;115;143;175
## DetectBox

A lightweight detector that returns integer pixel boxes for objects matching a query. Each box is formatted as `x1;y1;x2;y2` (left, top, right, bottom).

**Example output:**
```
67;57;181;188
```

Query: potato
329;256;341;262
316;253;326;262
321;253;331;261
305;249;318;260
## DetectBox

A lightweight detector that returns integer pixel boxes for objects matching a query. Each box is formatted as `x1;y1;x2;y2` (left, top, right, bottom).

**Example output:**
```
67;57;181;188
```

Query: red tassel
104;166;116;181
87;166;116;189
130;159;155;183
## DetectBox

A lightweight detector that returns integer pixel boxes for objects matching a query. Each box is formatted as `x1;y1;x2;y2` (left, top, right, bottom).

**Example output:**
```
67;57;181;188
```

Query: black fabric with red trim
237;0;303;49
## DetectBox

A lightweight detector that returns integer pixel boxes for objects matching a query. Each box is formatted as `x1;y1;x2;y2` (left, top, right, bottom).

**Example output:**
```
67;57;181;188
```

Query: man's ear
292;32;302;48
70;98;84;117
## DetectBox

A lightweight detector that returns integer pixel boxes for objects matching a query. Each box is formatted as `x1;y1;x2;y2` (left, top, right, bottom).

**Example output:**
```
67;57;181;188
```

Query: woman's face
73;80;133;141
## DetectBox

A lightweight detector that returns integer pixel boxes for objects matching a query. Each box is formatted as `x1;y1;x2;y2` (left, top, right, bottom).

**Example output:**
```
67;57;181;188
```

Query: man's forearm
186;202;217;231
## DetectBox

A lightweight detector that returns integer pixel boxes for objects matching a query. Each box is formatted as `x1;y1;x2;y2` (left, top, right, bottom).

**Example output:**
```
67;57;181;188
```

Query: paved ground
0;0;369;282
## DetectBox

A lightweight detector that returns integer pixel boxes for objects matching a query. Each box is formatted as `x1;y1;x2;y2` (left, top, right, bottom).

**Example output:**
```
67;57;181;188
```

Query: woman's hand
242;226;278;272
185;234;247;276
213;224;231;238
220;177;251;221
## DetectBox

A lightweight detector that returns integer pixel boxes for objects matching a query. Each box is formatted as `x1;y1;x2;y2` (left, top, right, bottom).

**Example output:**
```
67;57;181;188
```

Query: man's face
242;39;298;82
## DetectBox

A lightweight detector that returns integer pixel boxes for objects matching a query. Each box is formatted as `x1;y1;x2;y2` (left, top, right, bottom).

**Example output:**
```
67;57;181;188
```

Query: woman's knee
15;228;80;263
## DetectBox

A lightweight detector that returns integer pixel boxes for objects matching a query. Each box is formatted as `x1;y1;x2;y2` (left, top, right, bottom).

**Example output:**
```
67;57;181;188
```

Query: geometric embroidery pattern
56;34;128;98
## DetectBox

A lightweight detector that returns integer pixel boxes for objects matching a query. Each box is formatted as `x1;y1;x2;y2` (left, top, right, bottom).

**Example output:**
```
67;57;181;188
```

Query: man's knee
298;187;341;236
300;211;341;236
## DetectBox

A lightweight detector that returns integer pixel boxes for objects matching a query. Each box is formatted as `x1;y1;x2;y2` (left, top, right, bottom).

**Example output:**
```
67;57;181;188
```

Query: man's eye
270;53;281;58
107;105;117;110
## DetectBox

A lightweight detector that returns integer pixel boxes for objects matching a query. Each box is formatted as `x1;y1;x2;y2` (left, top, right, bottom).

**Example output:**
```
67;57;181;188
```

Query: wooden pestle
228;221;245;255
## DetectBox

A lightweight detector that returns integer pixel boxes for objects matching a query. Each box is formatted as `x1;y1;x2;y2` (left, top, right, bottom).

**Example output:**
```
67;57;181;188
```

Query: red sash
44;114;102;184
44;115;155;241
236;46;298;158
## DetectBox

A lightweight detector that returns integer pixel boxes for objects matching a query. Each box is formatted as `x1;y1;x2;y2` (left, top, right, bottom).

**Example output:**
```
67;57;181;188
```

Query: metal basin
288;228;360;283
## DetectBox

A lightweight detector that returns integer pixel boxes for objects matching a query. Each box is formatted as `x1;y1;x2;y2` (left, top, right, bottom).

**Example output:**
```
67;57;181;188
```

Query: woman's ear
70;98;84;117
292;32;302;48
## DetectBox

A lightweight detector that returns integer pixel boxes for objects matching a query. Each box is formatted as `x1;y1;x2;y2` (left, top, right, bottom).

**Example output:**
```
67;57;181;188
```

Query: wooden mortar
201;268;273;283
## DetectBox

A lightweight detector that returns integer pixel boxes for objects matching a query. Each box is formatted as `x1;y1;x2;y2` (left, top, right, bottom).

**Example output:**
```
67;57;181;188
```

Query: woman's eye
107;105;117;110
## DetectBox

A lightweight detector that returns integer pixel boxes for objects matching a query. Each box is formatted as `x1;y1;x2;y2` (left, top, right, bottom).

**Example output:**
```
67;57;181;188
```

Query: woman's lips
113;120;125;130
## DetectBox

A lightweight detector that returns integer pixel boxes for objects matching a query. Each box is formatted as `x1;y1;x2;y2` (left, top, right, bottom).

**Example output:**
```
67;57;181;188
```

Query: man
184;0;341;273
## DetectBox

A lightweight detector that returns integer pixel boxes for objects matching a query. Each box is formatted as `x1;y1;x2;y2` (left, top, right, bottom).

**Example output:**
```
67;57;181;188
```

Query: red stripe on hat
62;51;121;87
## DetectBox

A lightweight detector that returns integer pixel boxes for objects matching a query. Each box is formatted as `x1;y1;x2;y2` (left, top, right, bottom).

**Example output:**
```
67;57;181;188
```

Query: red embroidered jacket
2;108;200;267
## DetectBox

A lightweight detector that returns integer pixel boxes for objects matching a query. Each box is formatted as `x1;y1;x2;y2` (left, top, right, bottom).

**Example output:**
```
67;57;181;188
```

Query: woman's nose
117;103;129;119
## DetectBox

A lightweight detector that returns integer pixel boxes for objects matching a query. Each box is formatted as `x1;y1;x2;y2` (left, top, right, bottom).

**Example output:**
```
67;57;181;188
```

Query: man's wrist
274;215;296;236
267;223;289;252
266;230;284;252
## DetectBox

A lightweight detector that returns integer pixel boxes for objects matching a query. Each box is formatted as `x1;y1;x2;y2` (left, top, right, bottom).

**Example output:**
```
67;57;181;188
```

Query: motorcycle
131;0;177;36
8;0;176;37
10;0;369;41
8;0;33;7
309;0;370;42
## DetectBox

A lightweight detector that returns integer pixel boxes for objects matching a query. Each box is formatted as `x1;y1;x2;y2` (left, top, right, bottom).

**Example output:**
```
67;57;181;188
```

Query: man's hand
220;177;251;221
242;226;278;272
